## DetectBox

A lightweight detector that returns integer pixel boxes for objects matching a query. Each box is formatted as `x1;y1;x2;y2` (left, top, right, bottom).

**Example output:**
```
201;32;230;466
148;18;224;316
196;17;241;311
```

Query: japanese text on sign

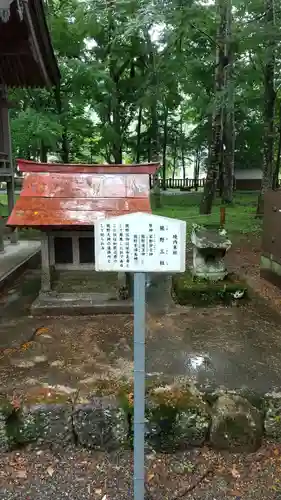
95;212;186;273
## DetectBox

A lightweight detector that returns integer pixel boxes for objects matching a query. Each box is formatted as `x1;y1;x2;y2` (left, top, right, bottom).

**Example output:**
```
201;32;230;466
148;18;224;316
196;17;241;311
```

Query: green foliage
6;0;281;181
11;107;62;156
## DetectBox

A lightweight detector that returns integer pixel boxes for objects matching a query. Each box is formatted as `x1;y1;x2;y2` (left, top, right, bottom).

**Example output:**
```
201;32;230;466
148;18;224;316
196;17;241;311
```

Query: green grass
0;194;19;216
153;191;261;237
0;190;261;238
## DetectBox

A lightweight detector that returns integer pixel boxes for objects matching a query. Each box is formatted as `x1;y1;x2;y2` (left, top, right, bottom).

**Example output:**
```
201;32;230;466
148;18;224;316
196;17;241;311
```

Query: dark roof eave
33;0;61;86
24;0;61;87
0;0;60;88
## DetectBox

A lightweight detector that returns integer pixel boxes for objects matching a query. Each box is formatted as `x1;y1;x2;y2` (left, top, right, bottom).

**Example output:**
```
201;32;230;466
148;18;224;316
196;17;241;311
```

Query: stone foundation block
73;397;128;450
146;384;211;451
264;395;281;440
16;404;73;447
210;394;263;452
0;413;8;451
0;398;14;451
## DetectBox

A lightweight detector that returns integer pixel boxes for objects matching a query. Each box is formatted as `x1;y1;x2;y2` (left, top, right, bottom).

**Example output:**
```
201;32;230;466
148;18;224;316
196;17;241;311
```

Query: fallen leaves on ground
46;466;55;477
2;441;281;499
231;465;241;479
20;341;34;351
35;327;49;336
15;469;27;479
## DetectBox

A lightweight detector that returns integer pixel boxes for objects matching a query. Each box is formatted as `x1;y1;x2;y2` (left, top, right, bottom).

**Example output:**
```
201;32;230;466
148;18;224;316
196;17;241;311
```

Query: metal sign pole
95;212;186;500
133;271;146;500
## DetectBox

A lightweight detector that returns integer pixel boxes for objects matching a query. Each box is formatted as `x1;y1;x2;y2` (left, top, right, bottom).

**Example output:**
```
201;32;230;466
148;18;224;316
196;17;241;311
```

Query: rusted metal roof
0;0;60;87
7;161;160;228
17;159;160;175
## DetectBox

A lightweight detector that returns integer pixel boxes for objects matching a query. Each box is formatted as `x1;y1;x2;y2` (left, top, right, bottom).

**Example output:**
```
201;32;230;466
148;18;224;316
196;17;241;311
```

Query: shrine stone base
0;240;40;290
31;291;133;316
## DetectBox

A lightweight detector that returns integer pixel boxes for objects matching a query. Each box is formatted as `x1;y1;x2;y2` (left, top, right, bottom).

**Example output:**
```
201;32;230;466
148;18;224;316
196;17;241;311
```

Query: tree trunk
146;31;161;205
136;105;142;163
194;148;200;191
107;2;123;165
147;136;151;162
40;142;48;162
172;137;178;181
200;0;227;214
180;113;186;181
257;0;276;215
111;100;122;163
273;101;281;189
150;104;159;163
61;128;69;163
222;0;235;204
55;85;69;164
182;149;186;182
172;159;176;181
150;101;161;206
162;107;168;190
172;147;177;180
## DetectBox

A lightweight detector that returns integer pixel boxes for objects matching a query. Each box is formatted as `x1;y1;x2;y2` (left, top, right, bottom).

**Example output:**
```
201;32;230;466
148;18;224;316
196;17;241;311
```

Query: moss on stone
264;396;281;440
210;394;263;452
23;392;70;406
73;402;128;450
0;396;14;417
148;384;209;412
172;270;248;306
146;384;211;451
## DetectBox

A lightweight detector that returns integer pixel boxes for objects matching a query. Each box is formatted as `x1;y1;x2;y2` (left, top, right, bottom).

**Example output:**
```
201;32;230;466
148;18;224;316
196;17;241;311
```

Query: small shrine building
7;159;160;314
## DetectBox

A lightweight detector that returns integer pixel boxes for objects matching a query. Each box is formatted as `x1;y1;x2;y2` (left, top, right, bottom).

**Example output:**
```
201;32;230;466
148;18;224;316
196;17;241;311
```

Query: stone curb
0;248;40;292
0;385;280;453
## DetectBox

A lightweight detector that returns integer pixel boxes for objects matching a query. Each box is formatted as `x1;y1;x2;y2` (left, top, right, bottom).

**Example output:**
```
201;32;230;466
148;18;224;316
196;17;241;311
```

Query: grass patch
0;194;19;217
0;191;261;238
152;191;261;237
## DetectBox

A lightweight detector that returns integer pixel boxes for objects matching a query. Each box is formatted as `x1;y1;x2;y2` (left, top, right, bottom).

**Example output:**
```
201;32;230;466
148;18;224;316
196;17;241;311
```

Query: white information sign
95;212;186;273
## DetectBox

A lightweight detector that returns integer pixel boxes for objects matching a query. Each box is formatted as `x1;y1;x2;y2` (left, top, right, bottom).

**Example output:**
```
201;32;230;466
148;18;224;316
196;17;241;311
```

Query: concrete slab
0;240;41;289
31;292;133;315
30;271;171;316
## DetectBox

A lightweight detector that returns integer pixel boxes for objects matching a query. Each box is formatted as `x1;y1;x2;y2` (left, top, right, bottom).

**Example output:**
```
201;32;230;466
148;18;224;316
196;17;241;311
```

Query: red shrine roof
7;160;160;228
0;0;60;87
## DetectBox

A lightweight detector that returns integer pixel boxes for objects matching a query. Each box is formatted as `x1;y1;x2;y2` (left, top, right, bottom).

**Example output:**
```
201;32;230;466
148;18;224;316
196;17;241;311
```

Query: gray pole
133;271;146;500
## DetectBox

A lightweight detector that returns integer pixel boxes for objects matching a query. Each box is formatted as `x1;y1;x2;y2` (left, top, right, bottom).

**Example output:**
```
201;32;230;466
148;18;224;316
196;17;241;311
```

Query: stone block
73;397;128;450
0;398;14;451
146;384;211;451
210;394;263;452
264;395;281;440
191;225;232;281
16;404;73;447
0;414;8;451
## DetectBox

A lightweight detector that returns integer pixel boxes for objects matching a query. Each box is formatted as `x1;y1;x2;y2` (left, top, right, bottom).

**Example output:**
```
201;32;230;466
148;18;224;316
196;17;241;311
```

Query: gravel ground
1;442;281;499
227;235;281;315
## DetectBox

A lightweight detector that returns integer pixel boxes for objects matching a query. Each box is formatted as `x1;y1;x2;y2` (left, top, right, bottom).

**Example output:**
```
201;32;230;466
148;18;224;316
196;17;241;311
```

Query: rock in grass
146;384;211;451
210;394;262;452
264;394;281;440
73;397;128;450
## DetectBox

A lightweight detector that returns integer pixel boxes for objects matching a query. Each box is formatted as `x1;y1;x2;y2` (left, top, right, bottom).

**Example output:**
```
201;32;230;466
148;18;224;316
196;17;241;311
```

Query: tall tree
200;0;227;214
222;0;235;204
257;0;276;215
